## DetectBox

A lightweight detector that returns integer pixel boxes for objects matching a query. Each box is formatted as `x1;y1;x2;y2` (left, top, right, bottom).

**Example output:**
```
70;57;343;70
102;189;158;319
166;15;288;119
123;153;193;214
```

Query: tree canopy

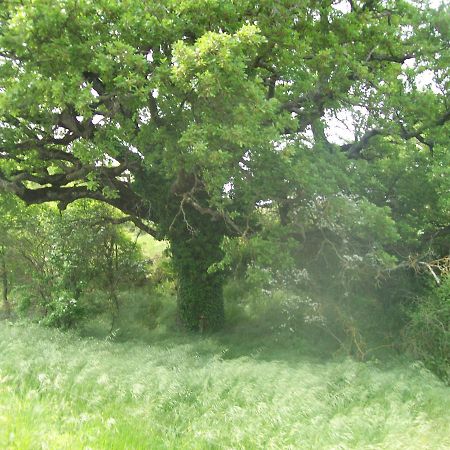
1;0;449;330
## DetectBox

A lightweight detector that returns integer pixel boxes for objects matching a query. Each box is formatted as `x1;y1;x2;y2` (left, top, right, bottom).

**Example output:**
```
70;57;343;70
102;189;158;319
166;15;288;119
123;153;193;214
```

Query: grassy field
0;322;449;449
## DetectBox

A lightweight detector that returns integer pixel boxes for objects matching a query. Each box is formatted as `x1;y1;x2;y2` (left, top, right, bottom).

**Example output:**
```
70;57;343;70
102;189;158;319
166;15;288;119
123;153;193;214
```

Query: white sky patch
429;0;445;7
401;25;415;39
99;155;119;167
92;114;105;125
53;126;68;139
311;10;321;21
239;161;250;171
139;107;151;124
128;144;144;158
332;0;445;12
239;150;251;171
331;1;445;14
400;58;443;94
415;70;444;93
325;110;356;144
223;181;233;194
300;126;315;148
332;1;351;14
256;199;273;207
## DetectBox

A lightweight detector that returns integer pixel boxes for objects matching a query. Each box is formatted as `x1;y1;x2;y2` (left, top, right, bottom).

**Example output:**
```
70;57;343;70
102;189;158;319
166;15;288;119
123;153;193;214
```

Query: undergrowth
0;322;449;449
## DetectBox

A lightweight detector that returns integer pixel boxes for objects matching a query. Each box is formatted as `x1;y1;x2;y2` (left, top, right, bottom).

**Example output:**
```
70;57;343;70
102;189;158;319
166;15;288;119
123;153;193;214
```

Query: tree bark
1;246;11;317
170;219;225;332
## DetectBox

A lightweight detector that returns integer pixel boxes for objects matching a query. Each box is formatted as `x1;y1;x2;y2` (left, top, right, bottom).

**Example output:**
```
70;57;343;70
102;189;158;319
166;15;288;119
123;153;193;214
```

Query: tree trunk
170;221;225;332
1;246;11;317
133;170;227;331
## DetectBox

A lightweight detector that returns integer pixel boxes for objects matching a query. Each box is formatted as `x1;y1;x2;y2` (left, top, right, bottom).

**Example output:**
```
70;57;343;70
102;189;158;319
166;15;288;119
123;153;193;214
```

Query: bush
40;291;85;329
4;201;150;329
404;276;450;382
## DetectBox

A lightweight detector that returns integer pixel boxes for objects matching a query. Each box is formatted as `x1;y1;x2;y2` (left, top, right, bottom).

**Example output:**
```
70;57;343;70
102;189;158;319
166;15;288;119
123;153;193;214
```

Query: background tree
1;0;448;330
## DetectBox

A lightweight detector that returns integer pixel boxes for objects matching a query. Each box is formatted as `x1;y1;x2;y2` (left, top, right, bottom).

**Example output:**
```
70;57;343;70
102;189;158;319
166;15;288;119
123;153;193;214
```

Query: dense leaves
0;0;449;331
0;197;147;327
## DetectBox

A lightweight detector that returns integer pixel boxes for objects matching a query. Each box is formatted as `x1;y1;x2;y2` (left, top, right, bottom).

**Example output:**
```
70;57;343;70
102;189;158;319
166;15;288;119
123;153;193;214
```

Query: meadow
0;321;449;450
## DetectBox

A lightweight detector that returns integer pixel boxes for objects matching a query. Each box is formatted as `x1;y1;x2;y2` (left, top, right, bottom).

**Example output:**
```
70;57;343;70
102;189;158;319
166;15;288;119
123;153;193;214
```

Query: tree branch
0;163;156;236
367;52;415;64
184;195;244;236
340;129;384;158
93;215;159;238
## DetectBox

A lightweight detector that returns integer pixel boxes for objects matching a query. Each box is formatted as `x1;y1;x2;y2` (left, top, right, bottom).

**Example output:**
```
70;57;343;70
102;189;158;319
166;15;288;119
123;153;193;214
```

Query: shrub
5;201;149;328
40;291;85;329
404;276;450;382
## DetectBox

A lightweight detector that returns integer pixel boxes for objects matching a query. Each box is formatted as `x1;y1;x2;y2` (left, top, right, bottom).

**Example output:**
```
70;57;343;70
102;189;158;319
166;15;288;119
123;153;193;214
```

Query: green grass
0;322;449;449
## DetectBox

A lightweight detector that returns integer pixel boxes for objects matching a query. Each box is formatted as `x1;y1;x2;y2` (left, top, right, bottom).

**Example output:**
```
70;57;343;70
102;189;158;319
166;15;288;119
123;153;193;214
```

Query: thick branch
423;225;450;242
184;195;244;236
57;108;95;139
367;52;415;64
82;71;107;96
1;135;80;165
340;129;384;158
148;94;163;126
0;164;156;236
398;109;450;152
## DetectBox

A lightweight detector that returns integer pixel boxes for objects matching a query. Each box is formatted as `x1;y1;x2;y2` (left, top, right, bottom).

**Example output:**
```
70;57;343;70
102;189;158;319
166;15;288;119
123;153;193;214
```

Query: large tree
1;0;448;330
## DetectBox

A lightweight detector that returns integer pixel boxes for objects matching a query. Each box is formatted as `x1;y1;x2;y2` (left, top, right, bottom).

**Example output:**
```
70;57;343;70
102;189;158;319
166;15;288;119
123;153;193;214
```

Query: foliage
404;277;450;383
1;199;147;328
40;291;85;329
80;284;175;341
1;0;448;328
219;193;402;356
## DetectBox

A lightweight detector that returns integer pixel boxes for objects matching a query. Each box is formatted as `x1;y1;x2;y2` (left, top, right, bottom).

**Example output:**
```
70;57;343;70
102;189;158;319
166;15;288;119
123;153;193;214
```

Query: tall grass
0;322;449;449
